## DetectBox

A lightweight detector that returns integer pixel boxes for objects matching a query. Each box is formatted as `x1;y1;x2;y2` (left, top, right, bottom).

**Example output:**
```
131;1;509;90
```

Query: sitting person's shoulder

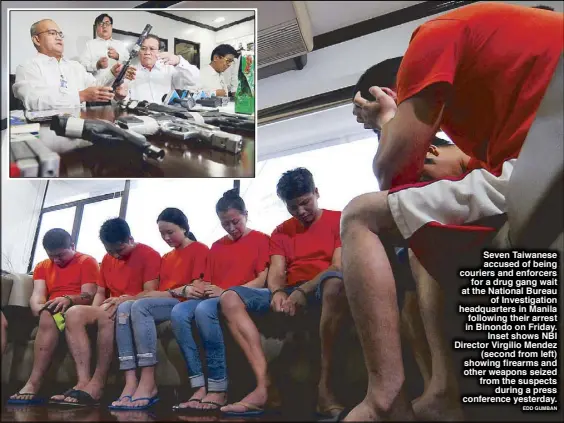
74;252;99;265
136;243;161;257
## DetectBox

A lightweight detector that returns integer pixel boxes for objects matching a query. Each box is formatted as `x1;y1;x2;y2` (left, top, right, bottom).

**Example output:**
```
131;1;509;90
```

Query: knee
170;302;195;328
341;192;387;237
194;301;218;323
130;299;150;319
38;310;57;332
219;290;243;317
64;305;87;329
322;277;345;300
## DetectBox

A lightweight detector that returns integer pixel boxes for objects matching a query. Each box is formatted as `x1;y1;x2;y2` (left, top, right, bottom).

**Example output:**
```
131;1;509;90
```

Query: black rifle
111;24;152;90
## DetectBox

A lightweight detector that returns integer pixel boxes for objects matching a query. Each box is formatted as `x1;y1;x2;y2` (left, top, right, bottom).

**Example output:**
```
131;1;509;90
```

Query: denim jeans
170;297;227;391
115;297;180;370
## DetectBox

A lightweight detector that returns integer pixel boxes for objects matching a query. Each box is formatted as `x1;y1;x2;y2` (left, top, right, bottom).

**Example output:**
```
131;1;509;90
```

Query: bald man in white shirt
199;44;239;97
13;19;132;111
123;35;199;103
79;13;129;77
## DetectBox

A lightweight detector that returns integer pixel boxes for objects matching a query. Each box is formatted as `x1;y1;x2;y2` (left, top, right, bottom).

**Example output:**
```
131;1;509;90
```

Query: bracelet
63;295;74;307
295;287;307;300
270;288;287;298
182;285;188;297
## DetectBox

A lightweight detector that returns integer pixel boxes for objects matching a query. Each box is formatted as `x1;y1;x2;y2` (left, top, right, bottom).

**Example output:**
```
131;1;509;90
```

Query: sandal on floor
316;404;346;419
199;400;227;412
172;397;202;413
57;390;100;408
107;395;132;410
49;388;76;405
110;395;159;411
222;401;265;417
318;408;350;422
7;392;46;406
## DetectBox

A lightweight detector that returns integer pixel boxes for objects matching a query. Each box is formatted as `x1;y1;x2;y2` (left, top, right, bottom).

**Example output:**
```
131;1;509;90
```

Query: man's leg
60;305;114;402
408;250;463;420
219;288;271;413
341;191;415;421
127;297;179;407
10;311;60;399
317;274;349;416
111;301;138;407
170;299;207;409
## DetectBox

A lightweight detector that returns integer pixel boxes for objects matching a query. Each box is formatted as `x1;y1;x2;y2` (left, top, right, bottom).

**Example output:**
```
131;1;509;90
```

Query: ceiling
168;1;423;35
162;9;255;29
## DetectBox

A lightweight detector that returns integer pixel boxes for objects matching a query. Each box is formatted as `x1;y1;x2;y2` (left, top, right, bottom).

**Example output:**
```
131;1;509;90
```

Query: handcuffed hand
270;290;288;313
204;284;224;298
353;86;398;131
280;290;307;316
43;296;72;314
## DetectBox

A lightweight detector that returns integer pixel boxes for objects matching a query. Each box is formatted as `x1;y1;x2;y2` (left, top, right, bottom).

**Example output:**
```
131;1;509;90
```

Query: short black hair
157;208;197;241
216;188;246;214
353;56;403;102
43;228;72;251
533;5;555;11
211;44;239;62
99;217;131;244
276;168;316;202
94;13;113;27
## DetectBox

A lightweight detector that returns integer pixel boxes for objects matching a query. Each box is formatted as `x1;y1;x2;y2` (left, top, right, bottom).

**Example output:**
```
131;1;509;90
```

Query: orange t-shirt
159;241;209;291
33;252;100;300
396;2;563;173
270;209;341;287
98;243;161;298
206;230;270;290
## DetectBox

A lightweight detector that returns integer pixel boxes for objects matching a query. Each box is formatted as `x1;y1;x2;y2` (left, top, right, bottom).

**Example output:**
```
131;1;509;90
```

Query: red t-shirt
159;241;209;291
206;230;270;289
98;243;161;297
33;252;99;300
396;2;563;174
270;209;341;286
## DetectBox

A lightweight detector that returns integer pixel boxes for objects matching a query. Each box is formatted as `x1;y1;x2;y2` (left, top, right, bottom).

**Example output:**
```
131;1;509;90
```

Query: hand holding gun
112;24;152;90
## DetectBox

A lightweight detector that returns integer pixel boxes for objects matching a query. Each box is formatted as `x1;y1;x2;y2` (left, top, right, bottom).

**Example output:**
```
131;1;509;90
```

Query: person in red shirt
50;218;160;407
8;228;99;405
219;169;348;418
345;3;563;420
109;208;209;410
171;189;270;415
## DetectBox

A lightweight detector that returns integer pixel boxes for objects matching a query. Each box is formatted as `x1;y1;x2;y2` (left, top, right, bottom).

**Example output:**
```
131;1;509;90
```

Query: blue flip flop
222;401;265;417
107;395;132;410
7;392;46;406
109;395;160;411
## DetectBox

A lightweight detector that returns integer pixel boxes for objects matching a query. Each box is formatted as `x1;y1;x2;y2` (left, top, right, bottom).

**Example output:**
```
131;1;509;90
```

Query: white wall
215;19;255;50
8;9;217;73
257;0;564;109
1;131;47;274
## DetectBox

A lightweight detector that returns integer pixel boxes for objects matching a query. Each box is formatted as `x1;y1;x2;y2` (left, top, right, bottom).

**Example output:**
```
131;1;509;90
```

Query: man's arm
171;56;200;90
78;41;96;73
242;268;269;289
295;247;342;295
92;285;107;307
373;84;447;190
29;280;48;316
266;255;286;292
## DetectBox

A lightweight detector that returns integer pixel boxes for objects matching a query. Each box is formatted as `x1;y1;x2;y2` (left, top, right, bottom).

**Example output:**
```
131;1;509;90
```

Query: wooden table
35;104;255;178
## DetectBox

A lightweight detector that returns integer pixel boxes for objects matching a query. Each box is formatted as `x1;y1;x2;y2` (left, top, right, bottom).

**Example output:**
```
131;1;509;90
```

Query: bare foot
62;381;103;404
220;386;267;413
111;380;139;407
10;381;40;400
176;386;207;409
344;396;415;421
128;383;158;408
51;383;86;402
198;391;227;410
412;392;464;421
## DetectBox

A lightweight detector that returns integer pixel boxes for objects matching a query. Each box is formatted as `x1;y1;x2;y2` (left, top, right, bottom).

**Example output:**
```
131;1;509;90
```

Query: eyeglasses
98;21;112;27
140;47;159;52
35;29;64;38
225;58;235;64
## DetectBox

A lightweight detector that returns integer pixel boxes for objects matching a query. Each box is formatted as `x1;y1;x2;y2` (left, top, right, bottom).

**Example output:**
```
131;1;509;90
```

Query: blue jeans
116;297;180;370
170;298;227;391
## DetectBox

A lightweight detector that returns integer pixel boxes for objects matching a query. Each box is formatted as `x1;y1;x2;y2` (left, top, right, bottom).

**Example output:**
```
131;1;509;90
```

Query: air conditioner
257;1;313;71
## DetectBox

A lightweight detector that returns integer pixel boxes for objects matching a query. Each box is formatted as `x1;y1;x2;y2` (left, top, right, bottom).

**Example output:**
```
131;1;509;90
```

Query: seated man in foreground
8;228;99;405
50;218;160;406
343;3;562;420
220;167;348;417
13;19;134;110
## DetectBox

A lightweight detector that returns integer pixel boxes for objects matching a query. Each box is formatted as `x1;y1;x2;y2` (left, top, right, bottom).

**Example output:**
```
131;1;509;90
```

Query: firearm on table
115;114;243;155
10;138;60;177
49;115;165;161
111;24;152;90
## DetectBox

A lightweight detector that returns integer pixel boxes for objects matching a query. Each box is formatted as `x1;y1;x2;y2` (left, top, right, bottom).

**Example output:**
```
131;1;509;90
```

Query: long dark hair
157;208;197;241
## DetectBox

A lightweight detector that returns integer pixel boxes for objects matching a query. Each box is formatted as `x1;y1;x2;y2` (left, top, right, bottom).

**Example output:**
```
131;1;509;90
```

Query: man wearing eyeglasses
13;19;134;111
122;35;200;103
79;14;130;77
199;44;239;97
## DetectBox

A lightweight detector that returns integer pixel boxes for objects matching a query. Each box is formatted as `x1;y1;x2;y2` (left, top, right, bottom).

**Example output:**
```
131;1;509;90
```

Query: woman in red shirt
109;208;209;410
171;189;270;413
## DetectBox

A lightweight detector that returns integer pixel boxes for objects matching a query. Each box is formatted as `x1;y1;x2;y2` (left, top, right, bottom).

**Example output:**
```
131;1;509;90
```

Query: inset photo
8;8;256;178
